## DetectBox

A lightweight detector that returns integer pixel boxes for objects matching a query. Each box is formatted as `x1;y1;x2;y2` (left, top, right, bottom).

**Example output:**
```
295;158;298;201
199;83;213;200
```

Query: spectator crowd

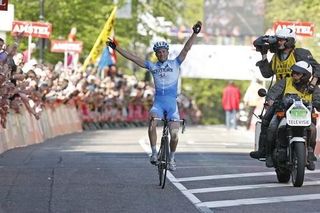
0;36;202;130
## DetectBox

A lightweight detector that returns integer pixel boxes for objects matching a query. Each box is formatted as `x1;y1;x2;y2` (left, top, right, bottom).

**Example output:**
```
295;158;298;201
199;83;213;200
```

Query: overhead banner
169;44;264;80
82;6;117;70
204;0;265;36
11;21;52;38
0;0;8;11
51;40;83;53
273;21;315;37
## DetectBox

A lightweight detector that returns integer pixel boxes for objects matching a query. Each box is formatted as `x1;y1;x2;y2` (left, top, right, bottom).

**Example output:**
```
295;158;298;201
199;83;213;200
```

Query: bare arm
178;21;202;63
18;92;40;119
115;46;146;68
107;39;146;68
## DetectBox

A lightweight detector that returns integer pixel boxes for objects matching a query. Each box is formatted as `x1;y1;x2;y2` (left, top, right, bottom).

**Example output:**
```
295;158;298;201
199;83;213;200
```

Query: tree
8;0;191;64
8;0;320;125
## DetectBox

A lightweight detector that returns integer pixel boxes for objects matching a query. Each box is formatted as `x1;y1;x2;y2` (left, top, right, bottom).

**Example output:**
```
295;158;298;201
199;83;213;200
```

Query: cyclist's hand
106;38;116;49
192;21;202;34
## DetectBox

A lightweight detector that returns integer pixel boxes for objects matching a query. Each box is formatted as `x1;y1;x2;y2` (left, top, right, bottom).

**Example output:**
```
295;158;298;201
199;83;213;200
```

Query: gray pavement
0;128;200;213
0;125;320;213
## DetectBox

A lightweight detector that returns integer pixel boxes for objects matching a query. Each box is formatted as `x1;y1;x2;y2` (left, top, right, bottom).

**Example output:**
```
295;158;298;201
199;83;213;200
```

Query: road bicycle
152;112;185;189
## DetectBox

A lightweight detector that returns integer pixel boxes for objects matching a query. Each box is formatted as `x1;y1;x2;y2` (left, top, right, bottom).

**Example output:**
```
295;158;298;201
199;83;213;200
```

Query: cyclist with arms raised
107;21;202;171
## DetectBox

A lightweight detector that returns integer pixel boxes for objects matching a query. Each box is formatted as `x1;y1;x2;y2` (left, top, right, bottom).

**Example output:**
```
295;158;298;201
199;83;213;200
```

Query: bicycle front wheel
158;137;169;188
157;143;165;186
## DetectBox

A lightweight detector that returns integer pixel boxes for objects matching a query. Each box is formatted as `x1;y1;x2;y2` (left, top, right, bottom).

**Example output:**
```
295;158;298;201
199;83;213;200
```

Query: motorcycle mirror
258;88;267;97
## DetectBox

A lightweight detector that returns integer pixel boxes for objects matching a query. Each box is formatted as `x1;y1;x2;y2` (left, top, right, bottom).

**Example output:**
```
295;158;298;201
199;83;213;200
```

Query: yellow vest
271;51;296;81
284;77;312;102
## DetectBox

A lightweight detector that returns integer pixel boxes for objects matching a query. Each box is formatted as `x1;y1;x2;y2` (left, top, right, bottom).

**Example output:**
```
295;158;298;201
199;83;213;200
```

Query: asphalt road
0;125;319;213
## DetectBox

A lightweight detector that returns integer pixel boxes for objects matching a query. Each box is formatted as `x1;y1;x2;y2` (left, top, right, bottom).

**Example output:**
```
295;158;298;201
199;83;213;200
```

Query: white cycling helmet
275;27;296;40
291;61;312;74
153;41;169;52
291;61;312;83
275;28;296;49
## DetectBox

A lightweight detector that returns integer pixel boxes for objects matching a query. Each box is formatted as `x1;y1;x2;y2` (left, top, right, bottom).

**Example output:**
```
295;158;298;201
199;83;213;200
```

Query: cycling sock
170;152;175;161
151;145;157;155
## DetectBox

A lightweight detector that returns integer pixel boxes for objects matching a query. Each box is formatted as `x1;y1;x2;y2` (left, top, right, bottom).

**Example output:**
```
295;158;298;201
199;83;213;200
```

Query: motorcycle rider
250;27;320;161
264;61;319;170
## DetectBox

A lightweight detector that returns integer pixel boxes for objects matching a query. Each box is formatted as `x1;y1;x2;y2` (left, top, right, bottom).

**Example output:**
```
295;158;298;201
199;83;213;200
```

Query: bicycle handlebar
151;117;186;133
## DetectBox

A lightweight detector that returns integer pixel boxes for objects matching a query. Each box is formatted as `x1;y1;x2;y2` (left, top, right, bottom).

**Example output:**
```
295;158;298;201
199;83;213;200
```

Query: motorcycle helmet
275;28;296;49
153;41;169;52
291;61;312;84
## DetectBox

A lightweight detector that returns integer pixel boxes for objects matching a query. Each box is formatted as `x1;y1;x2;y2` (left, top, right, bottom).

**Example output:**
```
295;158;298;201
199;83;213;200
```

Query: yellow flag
82;6;117;70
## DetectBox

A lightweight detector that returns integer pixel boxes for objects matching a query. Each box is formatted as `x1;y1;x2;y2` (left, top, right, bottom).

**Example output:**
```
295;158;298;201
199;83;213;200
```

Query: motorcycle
255;89;317;187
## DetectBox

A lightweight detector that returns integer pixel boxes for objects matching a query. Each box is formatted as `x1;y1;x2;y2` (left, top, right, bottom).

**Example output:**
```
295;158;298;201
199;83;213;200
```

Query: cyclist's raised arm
178;21;201;63
107;39;146;69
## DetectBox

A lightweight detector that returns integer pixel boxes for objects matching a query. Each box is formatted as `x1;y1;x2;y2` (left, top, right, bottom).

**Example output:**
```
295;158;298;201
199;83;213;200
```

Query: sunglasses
291;71;303;76
277;38;287;42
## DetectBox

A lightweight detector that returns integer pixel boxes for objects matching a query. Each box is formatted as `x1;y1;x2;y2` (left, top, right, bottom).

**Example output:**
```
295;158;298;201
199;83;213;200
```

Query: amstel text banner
51;40;83;53
11;21;52;38
273;21;315;37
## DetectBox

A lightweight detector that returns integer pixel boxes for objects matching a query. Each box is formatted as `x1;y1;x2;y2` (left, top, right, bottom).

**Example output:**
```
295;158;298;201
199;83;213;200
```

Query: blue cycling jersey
144;57;182;98
145;57;182;120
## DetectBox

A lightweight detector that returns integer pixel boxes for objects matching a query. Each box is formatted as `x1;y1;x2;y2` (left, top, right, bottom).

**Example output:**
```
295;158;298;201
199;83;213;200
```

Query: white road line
138;137;152;155
188;180;320;193
138;136;320;212
176;170;320;182
196;193;320;208
167;172;202;204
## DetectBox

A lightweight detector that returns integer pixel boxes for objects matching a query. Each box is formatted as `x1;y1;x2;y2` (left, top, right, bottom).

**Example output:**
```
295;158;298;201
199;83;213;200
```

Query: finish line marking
175;170;320;182
196;193;320;208
138;137;320;212
188;180;320;193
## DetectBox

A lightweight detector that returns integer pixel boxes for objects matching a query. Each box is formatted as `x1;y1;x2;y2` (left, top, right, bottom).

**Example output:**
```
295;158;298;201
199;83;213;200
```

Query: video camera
253;35;278;54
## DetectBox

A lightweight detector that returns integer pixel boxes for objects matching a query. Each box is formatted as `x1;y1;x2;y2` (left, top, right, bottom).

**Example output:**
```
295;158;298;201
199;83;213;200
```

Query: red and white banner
273;21;315;37
0;0;8;11
50;40;83;53
11;21;52;38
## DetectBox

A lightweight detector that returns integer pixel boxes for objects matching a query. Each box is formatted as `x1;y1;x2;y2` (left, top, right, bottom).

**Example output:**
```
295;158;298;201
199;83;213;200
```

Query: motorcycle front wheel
291;143;306;187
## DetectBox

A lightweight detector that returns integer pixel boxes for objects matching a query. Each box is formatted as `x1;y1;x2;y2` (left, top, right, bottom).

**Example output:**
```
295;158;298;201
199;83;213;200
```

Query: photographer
250;27;320;163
